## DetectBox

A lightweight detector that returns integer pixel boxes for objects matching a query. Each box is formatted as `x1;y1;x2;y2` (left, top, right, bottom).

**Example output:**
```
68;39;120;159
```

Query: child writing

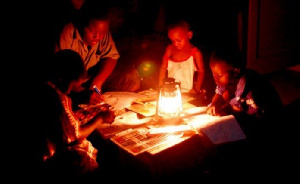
206;46;283;139
41;49;115;177
158;19;205;93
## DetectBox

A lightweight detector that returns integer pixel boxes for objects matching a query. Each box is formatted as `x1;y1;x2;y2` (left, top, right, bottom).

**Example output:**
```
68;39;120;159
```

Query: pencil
93;85;101;95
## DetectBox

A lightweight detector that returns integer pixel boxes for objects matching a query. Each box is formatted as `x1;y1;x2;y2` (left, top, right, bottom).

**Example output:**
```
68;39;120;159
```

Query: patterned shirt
215;76;259;115
215;70;278;120
45;82;98;172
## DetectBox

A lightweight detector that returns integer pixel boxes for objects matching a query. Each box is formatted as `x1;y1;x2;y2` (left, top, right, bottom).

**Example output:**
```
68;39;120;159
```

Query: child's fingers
90;92;105;104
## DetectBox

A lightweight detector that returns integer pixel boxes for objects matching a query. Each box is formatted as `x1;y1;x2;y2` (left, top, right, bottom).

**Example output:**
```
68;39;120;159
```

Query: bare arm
193;48;205;92
158;46;172;87
77;110;115;140
158;58;168;87
206;90;230;116
90;58;117;90
77;116;104;140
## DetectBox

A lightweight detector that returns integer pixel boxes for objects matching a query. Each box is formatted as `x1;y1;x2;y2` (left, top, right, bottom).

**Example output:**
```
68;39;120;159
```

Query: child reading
206;46;283;139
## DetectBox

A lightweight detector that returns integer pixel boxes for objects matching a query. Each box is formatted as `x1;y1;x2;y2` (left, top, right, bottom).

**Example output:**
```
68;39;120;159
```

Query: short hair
75;3;110;32
49;49;86;84
167;19;191;32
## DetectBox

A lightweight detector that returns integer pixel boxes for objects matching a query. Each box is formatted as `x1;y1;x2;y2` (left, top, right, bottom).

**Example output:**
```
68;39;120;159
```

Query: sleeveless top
166;48;197;93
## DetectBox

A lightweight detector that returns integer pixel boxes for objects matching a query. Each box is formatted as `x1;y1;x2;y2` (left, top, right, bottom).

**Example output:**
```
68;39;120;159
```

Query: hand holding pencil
89;85;106;105
93;85;102;95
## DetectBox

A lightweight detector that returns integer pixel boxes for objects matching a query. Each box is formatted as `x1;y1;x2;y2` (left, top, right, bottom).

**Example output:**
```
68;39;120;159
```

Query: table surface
83;91;219;181
75;90;248;182
85;90;285;182
96;121;216;182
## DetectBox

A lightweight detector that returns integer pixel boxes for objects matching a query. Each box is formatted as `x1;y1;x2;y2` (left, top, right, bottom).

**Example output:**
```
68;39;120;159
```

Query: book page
181;107;246;144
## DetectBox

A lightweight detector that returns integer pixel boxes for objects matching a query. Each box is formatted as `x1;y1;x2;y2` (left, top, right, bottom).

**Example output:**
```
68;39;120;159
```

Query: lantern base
153;115;183;125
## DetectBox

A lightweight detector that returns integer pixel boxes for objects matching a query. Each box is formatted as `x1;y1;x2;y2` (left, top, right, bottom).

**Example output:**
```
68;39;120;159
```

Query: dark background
15;0;298;180
29;0;298;91
31;0;251;98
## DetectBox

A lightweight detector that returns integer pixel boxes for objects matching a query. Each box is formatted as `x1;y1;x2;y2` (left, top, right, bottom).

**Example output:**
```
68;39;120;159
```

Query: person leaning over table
40;49;115;178
206;46;283;142
54;4;140;107
205;46;288;180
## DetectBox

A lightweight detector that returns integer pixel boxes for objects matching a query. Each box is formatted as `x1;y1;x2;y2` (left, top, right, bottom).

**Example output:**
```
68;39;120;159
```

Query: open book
180;107;246;144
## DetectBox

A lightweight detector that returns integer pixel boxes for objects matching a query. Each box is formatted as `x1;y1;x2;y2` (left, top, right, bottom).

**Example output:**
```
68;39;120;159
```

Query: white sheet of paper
103;91;145;111
112;111;152;125
181;107;246;144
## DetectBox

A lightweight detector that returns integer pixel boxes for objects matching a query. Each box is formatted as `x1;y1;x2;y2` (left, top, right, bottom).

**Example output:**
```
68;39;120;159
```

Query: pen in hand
92;85;106;105
93;85;102;95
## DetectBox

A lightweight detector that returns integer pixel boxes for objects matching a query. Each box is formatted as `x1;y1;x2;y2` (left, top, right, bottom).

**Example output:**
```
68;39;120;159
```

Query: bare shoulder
193;46;203;54
63;22;75;31
61;22;75;35
192;46;204;58
164;44;174;56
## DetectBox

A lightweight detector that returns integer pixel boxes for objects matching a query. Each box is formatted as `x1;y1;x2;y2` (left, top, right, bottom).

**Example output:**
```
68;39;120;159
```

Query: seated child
40;49;115;177
206;47;283;140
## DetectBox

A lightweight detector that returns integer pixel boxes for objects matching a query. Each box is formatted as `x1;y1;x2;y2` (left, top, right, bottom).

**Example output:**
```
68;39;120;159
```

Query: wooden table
82;91;245;182
90;92;218;182
95;122;216;183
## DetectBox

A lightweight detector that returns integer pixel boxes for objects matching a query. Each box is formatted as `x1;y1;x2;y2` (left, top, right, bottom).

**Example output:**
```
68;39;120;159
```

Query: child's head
49;49;88;93
209;47;245;87
167;20;193;50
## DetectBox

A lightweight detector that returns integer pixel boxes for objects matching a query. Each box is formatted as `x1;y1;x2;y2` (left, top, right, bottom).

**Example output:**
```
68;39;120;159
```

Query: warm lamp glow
137;60;156;77
149;125;192;134
157;78;183;118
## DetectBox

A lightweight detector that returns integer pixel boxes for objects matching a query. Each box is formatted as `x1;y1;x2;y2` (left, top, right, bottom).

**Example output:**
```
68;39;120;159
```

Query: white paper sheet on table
112;111;153;125
103;91;155;125
181;107;246;144
103;91;145;111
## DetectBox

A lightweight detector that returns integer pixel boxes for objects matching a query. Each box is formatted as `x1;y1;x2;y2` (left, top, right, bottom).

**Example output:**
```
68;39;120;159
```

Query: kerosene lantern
157;78;183;119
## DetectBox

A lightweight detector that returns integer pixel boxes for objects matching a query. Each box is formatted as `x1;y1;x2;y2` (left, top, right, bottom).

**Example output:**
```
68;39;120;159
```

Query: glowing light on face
83;20;109;46
210;61;234;87
168;27;189;50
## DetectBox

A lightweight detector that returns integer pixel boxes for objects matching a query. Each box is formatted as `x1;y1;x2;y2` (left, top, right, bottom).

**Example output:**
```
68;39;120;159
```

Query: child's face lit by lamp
157;78;183;119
